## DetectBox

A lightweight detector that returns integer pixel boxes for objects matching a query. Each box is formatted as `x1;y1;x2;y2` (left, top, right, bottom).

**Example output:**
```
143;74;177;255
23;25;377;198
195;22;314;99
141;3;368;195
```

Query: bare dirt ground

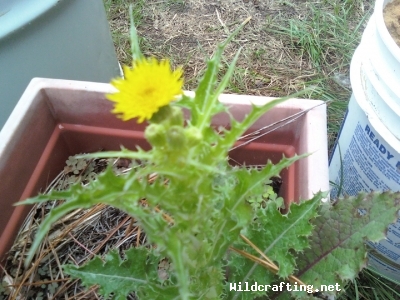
384;0;400;47
136;0;313;96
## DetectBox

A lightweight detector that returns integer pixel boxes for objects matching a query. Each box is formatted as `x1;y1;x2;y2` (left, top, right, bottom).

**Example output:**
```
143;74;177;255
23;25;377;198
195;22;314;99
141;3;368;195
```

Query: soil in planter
384;0;400;47
0;155;282;299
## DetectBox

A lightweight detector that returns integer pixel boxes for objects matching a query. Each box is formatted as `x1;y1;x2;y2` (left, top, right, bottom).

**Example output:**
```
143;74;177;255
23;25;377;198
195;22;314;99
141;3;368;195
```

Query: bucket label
355;124;400;185
330;115;400;266
331;122;400;198
365;125;395;161
368;253;400;282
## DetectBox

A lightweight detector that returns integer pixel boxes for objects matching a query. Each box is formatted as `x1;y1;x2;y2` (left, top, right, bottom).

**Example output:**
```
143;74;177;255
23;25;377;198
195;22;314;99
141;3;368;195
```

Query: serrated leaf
18;167;144;266
247;192;324;277
210;155;307;261
139;284;180;299
226;193;324;300
64;247;162;300
129;6;144;62
231;155;307;206
75;147;152;161
225;253;276;300
190;19;247;131
213;89;311;159
292;192;400;297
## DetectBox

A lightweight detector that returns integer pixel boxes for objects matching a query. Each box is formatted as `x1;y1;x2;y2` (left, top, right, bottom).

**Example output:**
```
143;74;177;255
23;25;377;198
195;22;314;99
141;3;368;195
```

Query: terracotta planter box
0;78;329;264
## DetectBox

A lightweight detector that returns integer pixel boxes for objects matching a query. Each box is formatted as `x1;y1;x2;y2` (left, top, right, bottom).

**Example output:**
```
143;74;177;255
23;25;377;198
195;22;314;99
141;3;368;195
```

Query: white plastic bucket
329;0;400;279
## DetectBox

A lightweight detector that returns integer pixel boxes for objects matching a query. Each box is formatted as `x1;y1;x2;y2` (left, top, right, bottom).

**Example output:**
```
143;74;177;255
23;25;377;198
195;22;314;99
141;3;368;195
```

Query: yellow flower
107;58;183;123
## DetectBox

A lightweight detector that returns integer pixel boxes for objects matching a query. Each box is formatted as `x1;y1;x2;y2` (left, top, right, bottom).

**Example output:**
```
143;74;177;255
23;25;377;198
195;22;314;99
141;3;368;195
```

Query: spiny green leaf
64;247;162;300
214;48;242;97
129;5;144;62
226;252;276;300
19;167;143;266
212;89;311;159
229;154;307;208
139;284;181;300
227;193;324;300
246;192;324;278
294;191;400;297
194;48;242;133
191;20;247;131
190;51;222;128
75;147;151;161
210;155;306;260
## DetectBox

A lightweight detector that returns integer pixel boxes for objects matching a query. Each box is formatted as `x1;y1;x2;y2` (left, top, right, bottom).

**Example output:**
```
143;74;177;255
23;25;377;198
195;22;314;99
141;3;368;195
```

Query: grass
102;0;400;298
338;268;400;300
267;0;372;148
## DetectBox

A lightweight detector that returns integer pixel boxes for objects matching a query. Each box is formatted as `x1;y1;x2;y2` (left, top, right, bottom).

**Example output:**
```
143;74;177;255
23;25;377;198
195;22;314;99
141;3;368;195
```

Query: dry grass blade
231;101;327;151
1;156;184;299
0;152;284;299
1;157;141;300
228;234;313;291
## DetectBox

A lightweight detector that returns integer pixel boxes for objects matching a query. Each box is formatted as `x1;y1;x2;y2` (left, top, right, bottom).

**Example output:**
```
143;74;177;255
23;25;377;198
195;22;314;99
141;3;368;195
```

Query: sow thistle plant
18;10;400;300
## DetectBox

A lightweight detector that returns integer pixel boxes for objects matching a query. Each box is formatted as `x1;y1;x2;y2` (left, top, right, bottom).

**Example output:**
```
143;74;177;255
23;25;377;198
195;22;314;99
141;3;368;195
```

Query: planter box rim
0;77;329;264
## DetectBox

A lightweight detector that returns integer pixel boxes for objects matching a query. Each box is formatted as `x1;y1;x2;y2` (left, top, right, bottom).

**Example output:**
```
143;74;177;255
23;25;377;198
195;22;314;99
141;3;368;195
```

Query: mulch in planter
0;155;282;299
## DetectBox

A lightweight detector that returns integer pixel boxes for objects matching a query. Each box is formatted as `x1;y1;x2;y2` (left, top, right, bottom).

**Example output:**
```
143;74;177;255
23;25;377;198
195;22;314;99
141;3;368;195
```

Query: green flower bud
169;106;184;126
145;123;166;147
150;105;173;124
185;127;202;146
166;125;186;149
